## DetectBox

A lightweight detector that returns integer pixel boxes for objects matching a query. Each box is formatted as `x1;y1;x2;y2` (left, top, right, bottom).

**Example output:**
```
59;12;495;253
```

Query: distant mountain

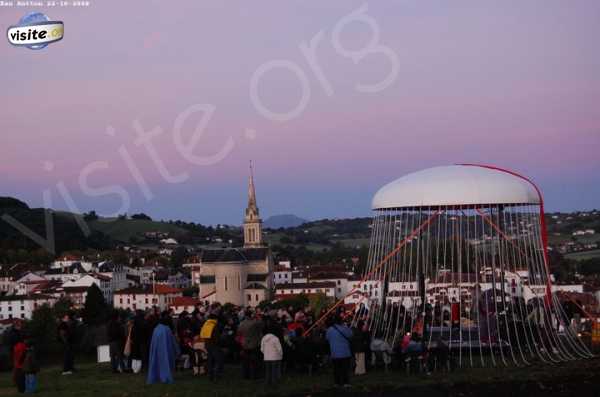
264;214;308;229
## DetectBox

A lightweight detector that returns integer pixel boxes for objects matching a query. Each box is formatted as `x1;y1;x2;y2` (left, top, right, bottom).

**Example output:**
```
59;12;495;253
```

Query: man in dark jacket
57;313;75;375
237;311;264;380
107;312;124;373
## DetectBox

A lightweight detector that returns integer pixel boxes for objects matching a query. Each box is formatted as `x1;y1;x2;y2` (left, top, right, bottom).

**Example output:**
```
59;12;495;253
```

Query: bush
25;304;61;356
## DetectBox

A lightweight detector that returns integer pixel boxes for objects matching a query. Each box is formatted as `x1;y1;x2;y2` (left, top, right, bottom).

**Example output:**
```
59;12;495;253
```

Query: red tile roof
169;296;201;308
115;285;182;295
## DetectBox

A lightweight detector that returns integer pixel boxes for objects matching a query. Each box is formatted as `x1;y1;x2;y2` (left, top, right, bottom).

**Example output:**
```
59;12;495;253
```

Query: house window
255;294;259;301
247;294;251;302
225;277;228;291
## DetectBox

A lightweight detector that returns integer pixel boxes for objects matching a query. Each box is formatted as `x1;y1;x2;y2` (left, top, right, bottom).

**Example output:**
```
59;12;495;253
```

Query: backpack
200;319;217;340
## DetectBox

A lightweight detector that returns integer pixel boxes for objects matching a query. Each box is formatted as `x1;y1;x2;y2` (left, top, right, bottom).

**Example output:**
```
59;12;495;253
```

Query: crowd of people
97;301;447;388
5;301;450;393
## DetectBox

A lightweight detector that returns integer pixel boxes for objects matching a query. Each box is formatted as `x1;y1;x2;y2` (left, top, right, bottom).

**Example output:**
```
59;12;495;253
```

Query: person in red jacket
13;336;26;393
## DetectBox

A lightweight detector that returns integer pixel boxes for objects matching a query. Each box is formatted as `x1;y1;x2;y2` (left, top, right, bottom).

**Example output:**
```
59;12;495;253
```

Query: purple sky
1;1;599;225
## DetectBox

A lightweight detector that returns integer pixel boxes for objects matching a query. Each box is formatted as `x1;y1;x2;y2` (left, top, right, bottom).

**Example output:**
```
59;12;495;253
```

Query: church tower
243;161;263;248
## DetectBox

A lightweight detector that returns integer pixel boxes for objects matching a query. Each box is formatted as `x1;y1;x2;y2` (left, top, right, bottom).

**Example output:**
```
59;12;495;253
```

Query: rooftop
114;285;182;295
201;247;269;263
275;281;336;290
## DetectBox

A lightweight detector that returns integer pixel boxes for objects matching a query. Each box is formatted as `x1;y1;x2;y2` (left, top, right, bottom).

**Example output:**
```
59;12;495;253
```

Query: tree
273;294;309;311
131;213;152;221
81;284;107;325
52;297;73;319
309;292;332;317
83;211;99;221
25;304;59;355
170;246;188;269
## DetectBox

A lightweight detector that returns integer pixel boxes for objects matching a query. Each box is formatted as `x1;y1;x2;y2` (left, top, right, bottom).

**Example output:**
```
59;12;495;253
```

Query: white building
63;274;114;304
275;281;336;298
0;294;57;320
51;256;93;272
310;272;350;299
273;266;293;285
190;264;202;286
113;285;182;312
198;166;273;307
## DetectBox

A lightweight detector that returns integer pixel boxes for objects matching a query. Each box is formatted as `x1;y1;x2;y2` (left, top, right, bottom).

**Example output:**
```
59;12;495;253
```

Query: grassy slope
1;358;599;397
565;249;600;261
89;219;188;243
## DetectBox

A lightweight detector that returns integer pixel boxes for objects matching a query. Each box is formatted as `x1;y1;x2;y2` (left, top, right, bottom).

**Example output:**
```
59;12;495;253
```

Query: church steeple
244;161;263;248
248;161;257;211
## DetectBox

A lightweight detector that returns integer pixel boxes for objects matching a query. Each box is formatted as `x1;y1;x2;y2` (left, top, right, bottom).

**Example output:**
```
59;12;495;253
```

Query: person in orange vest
201;313;224;382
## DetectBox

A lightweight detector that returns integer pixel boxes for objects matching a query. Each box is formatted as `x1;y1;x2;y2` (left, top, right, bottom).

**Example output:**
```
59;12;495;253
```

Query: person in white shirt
260;327;283;385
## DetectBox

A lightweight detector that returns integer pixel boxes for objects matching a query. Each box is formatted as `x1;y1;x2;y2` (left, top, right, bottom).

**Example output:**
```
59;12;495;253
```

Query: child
260;328;283;385
12;336;26;393
22;340;39;394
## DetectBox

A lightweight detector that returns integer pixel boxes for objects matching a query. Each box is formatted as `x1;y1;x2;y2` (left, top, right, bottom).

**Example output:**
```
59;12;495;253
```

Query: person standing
325;316;353;388
22;339;39;394
237;311;263;380
129;311;145;374
57;313;75;375
12;335;26;393
351;321;368;375
147;313;179;384
260;327;283;385
107;312;124;373
202;313;224;382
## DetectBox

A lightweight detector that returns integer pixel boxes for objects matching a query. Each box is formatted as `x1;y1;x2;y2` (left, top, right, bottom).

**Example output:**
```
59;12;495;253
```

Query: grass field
1;357;599;397
565;249;600;261
336;238;370;249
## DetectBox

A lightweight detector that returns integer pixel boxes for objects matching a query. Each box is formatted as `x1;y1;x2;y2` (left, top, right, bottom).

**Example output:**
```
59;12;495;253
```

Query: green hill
89;218;188;243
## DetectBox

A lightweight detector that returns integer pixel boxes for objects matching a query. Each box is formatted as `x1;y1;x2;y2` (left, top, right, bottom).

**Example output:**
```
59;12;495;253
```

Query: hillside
89;218;188;244
0;197;111;261
264;214;308;229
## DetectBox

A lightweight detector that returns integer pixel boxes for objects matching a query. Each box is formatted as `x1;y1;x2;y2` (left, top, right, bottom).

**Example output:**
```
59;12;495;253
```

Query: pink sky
1;1;599;224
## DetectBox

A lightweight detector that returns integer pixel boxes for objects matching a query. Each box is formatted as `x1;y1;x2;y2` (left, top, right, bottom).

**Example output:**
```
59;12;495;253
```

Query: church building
198;164;274;307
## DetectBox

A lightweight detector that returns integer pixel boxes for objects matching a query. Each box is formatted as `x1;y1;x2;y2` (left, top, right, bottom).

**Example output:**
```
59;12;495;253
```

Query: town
1;169;598;333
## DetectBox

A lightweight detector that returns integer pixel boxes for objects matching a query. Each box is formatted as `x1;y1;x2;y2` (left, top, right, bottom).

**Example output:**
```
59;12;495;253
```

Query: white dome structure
372;164;540;210
310;164;592;368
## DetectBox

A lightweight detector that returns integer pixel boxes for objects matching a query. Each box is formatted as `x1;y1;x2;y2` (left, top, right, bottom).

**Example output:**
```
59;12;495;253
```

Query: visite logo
7;12;63;50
